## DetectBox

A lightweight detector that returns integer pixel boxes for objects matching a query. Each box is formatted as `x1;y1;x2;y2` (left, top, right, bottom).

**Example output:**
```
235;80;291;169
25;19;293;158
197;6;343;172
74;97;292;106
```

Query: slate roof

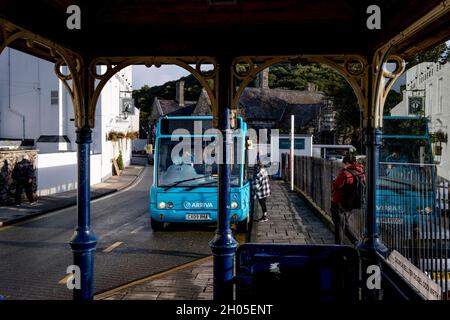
193;87;326;128
150;98;197;121
239;87;324;120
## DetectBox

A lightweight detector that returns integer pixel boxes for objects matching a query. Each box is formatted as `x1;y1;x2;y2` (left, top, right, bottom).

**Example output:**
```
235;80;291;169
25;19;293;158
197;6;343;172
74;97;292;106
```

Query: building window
428;83;433;114
438;77;443;114
51;90;59;105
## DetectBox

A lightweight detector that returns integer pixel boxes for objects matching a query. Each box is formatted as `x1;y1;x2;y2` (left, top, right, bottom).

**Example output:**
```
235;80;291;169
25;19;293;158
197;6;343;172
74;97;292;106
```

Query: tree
406;42;450;68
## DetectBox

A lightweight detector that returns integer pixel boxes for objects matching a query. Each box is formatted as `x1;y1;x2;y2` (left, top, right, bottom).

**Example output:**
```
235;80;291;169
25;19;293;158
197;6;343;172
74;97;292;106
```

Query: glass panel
157;138;241;187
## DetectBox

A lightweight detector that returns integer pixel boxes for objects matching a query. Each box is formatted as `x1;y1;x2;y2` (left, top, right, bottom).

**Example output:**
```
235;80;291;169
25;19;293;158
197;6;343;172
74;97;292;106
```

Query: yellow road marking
59;273;73;285
102;241;123;253
94;256;213;300
235;233;246;243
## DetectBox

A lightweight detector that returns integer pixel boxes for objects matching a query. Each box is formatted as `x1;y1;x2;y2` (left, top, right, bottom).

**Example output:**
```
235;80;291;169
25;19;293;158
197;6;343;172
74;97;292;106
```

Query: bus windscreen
157;138;242;187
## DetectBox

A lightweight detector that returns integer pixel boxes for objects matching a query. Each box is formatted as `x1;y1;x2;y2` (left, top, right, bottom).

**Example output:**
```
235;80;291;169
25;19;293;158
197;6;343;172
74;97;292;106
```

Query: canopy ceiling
1;0;450;61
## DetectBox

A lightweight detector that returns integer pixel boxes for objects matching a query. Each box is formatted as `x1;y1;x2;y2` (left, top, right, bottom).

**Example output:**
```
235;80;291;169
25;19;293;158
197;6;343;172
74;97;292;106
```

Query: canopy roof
1;0;450;62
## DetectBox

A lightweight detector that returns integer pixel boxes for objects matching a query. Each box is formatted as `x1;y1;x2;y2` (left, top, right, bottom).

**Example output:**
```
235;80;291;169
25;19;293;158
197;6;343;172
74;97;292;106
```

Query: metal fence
280;154;366;240
281;154;450;299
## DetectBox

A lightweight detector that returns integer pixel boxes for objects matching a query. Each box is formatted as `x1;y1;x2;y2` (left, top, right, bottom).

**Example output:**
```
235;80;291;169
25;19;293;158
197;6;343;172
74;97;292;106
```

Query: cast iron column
356;62;388;301
209;56;238;301
359;126;387;254
70;126;97;300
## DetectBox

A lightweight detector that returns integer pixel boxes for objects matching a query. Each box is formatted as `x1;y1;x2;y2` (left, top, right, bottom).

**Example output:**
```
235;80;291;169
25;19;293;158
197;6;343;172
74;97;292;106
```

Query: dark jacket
12;159;34;182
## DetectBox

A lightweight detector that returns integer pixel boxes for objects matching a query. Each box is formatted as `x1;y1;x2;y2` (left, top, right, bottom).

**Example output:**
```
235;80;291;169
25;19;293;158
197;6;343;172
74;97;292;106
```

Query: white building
390;61;450;180
0;48;139;196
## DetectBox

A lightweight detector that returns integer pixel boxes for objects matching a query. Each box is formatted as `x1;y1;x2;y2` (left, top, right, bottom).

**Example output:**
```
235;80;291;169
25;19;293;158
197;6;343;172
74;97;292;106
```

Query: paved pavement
97;180;335;300
0;159;145;227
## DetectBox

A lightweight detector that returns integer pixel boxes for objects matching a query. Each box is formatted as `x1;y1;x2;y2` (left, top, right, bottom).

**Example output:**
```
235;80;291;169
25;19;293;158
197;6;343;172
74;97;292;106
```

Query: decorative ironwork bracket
370;48;405;128
87;57;219;129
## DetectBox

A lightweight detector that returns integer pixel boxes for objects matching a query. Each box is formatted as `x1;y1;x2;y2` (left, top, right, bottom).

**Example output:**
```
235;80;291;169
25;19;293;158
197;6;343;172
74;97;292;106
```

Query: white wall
36;152;102;196
0;48;61;142
97;65;137;180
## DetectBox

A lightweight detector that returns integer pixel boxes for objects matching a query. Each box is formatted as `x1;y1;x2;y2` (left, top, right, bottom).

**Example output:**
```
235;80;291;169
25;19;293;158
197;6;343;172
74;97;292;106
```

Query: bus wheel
237;215;250;233
151;218;165;231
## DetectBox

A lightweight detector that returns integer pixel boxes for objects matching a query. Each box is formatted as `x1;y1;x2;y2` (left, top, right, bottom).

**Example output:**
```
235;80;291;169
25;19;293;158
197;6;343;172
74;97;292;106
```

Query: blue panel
279;138;305;150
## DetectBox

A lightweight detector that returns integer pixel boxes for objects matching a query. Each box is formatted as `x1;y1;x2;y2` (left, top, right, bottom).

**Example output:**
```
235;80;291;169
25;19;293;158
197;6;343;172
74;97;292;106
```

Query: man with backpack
331;154;365;244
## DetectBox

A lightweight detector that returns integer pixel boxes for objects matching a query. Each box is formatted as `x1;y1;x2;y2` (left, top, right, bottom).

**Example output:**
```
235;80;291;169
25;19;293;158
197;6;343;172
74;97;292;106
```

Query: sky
132;65;190;89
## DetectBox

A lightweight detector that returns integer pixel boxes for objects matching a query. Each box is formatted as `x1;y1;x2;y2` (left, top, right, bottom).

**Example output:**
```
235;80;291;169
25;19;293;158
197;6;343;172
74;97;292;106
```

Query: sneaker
256;215;268;222
29;201;38;206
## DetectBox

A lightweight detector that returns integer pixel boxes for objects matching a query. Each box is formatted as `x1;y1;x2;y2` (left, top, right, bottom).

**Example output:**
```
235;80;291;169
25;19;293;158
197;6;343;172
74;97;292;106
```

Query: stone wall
0;150;38;205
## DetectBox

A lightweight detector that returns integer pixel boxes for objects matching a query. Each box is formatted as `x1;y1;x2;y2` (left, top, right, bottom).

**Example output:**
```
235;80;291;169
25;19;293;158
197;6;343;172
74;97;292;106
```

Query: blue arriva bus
377;116;436;226
149;116;252;232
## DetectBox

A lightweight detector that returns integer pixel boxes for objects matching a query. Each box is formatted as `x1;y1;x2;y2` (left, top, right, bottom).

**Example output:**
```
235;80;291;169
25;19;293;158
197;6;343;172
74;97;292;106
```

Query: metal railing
377;162;449;298
281;154;450;299
280;154;366;239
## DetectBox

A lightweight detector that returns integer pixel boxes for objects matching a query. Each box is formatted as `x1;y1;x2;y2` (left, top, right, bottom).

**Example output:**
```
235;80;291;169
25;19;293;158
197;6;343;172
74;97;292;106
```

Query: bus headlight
231;201;238;209
159;202;166;209
167;202;174;209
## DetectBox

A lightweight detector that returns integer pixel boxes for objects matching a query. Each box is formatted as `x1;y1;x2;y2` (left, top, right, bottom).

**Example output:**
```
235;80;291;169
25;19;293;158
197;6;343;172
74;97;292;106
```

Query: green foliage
117;151;124;171
139;111;149;138
406;42;450;68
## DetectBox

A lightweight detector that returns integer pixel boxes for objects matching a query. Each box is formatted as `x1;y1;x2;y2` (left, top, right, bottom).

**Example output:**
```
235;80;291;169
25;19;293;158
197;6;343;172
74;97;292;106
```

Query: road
0;160;216;300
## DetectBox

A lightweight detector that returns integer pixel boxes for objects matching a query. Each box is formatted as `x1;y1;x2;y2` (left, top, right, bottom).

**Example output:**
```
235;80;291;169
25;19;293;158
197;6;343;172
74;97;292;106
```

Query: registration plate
378;217;403;225
186;214;211;220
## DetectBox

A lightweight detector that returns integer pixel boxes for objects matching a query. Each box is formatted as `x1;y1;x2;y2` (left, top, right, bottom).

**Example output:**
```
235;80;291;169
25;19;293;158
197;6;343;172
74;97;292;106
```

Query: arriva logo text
184;201;213;209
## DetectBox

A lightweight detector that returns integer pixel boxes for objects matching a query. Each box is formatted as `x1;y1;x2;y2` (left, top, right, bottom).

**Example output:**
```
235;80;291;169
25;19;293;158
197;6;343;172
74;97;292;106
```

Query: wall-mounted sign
408;96;425;115
120;97;135;115
387;250;442;300
279;138;305;150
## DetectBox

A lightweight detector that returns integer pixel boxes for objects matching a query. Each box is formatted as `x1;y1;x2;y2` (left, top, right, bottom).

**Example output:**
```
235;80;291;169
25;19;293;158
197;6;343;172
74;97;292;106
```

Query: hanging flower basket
126;131;139;140
431;130;448;144
107;131;119;141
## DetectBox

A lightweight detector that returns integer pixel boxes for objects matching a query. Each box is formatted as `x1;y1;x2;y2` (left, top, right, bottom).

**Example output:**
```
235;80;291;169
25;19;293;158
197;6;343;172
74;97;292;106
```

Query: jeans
258;197;267;216
15;180;34;204
331;202;347;245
